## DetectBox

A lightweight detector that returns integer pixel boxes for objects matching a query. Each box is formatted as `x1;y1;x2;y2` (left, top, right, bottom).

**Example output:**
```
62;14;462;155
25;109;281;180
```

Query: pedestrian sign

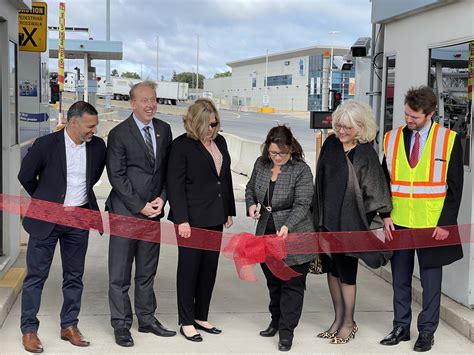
18;2;48;52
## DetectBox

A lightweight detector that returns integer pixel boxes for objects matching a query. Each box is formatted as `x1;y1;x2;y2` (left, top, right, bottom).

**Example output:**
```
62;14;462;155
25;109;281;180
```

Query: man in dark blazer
380;86;464;352
106;81;175;347
18;101;106;353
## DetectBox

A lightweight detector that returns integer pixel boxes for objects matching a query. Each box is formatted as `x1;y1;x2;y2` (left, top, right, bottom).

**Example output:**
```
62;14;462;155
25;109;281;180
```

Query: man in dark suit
380;86;464;352
18;101;106;353
106;81;175;347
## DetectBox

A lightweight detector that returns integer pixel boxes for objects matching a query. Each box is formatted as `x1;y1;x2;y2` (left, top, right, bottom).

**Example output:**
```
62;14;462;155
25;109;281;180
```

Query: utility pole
328;31;340;109
105;0;111;109
265;48;269;106
156;35;159;81
196;34;200;97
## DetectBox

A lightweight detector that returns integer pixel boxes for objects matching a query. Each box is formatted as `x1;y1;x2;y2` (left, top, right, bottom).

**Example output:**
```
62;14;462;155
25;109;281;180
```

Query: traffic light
50;83;59;103
330;90;342;111
334;91;342;109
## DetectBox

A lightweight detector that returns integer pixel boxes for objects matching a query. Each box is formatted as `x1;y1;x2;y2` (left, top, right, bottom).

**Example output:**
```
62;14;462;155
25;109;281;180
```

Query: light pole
196;35;200;97
264;49;269;106
105;0;111;109
156;35;159;81
328;31;340;92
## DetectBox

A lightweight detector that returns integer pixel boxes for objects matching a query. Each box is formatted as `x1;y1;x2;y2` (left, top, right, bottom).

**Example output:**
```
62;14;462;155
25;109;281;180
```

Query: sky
45;0;373;81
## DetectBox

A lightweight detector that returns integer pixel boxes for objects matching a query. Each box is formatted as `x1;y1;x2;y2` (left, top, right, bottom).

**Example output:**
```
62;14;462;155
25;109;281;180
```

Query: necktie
409;132;420;168
143;126;155;166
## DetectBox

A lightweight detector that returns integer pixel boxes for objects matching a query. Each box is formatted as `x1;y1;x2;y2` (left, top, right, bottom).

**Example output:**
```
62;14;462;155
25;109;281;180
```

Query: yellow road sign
18;2;48;52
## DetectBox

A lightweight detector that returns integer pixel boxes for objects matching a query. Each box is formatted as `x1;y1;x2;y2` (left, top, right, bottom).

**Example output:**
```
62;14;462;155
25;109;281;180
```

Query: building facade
204;46;355;111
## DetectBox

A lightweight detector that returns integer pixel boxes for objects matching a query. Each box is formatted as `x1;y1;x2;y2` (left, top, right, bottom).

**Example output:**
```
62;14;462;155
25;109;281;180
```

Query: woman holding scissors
245;125;315;352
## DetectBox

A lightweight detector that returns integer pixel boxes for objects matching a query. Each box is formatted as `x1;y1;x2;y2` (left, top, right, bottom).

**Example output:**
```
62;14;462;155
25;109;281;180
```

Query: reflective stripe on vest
383;122;456;228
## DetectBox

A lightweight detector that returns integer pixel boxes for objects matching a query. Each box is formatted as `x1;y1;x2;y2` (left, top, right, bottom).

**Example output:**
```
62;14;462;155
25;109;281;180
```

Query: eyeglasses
269;151;290;158
334;124;354;132
208;121;219;129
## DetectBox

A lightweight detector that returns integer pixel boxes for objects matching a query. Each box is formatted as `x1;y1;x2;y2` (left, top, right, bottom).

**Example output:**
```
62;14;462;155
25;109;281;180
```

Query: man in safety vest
380;86;464;352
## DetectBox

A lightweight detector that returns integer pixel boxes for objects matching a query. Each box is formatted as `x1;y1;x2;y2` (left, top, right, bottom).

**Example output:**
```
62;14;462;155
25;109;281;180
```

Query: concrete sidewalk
0;174;473;354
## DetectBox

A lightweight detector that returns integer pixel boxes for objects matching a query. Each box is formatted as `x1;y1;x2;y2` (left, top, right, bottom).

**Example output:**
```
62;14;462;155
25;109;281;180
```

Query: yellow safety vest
383;123;456;228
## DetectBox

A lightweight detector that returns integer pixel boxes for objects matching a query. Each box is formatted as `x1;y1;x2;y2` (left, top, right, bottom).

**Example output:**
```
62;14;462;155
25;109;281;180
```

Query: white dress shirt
63;129;88;206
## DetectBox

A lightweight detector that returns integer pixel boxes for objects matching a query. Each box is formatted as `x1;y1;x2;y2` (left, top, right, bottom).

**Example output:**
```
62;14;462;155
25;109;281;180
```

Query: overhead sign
18;2;48;52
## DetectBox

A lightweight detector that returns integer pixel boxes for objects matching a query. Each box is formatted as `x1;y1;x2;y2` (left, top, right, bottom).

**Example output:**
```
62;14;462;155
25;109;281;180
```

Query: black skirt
320;253;358;285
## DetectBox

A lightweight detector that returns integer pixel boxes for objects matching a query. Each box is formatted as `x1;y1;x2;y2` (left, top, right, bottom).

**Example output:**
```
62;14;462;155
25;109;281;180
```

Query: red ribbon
1;194;473;282
223;233;300;281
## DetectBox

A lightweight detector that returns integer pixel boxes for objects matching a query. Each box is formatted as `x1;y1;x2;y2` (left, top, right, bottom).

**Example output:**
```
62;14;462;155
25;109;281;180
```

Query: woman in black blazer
167;98;236;342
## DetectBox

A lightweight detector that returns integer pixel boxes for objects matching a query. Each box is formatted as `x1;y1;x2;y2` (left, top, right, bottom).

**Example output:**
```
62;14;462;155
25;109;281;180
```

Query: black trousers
108;236;160;329
391;249;442;335
177;225;223;326
21;224;89;333
261;262;310;341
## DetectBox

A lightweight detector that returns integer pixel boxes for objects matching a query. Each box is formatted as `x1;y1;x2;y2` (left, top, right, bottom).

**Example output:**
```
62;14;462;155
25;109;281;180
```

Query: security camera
333;56;353;71
351;37;371;57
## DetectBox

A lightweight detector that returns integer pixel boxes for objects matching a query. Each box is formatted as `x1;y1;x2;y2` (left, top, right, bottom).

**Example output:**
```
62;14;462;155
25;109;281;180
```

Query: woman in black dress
313;100;392;344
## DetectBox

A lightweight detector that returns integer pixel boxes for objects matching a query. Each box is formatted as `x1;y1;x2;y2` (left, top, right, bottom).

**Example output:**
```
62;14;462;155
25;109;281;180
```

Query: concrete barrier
221;132;316;178
97;111;122;139
221;132;261;177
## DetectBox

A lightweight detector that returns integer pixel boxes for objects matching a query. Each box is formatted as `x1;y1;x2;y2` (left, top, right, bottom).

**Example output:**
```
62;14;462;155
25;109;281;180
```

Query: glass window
252;77;256;88
9;40;18;146
429;42;472;167
331;69;356;100
265;75;292;87
384;55;396;134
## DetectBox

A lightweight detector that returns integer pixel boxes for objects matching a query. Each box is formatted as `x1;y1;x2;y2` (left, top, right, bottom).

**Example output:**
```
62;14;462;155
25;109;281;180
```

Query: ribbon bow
223;232;301;281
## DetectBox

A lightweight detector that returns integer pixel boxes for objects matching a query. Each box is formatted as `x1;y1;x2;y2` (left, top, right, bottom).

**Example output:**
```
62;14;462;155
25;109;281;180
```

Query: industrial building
204;46;355;111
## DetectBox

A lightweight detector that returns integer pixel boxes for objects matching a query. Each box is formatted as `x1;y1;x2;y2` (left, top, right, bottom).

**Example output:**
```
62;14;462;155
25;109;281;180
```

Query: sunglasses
209;121;219;129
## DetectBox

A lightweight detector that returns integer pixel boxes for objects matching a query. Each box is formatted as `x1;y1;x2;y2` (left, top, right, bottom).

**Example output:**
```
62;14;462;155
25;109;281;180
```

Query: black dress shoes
260;324;278;337
193;322;222;334
180;326;203;342
138;320;176;337
380;326;410;345
414;332;434;352
114;328;134;347
278;339;292;352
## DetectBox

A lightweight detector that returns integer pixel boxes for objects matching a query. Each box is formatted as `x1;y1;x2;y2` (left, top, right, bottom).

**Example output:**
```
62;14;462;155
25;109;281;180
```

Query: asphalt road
114;106;317;154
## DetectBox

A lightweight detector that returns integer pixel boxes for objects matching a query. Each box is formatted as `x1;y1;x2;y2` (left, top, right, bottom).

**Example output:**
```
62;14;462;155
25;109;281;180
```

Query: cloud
45;0;372;80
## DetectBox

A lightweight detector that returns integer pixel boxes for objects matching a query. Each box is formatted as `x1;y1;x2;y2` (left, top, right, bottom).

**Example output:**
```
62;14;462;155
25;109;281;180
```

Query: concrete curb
0;267;26;328
367;264;474;342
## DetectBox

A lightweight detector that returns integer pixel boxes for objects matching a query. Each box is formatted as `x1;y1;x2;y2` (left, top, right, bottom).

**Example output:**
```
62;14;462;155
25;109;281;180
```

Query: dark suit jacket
382;123;464;267
167;133;236;228
105;115;172;219
18;129;106;238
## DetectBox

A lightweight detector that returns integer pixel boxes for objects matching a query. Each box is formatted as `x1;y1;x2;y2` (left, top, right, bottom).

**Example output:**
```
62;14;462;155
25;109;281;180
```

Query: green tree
111;68;119;76
171;70;177;82
174;72;205;89
122;71;141;79
214;70;231;78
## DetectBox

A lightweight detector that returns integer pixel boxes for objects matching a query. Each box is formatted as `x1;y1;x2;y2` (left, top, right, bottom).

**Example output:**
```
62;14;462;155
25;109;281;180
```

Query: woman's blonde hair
183;98;221;141
331;99;377;144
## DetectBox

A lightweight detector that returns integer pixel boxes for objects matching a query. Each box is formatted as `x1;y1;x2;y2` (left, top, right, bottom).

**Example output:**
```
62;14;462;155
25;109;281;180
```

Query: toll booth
371;0;474;307
48;38;122;107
